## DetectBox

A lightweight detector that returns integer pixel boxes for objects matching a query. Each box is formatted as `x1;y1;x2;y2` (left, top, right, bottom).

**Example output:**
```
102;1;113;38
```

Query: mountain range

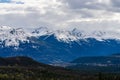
1;26;120;64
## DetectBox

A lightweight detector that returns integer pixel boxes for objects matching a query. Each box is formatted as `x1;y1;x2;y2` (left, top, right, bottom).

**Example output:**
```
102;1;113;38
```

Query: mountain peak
0;26;30;47
32;27;53;37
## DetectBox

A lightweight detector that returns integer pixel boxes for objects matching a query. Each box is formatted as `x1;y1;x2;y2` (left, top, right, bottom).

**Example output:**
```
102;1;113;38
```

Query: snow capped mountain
1;26;120;47
0;26;30;47
1;26;120;64
32;27;53;37
32;27;79;43
32;27;120;43
54;30;78;43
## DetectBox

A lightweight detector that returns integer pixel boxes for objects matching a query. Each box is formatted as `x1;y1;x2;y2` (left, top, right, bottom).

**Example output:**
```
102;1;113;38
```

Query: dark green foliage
0;66;80;80
0;56;120;80
0;56;81;80
0;67;120;80
0;56;46;67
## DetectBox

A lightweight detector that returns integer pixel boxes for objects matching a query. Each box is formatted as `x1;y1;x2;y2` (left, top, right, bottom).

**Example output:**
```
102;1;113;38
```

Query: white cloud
0;0;120;34
0;0;66;29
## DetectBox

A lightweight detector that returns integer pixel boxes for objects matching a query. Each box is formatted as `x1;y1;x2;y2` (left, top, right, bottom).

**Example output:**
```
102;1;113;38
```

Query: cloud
111;0;120;7
0;0;120;34
62;0;120;31
0;0;67;29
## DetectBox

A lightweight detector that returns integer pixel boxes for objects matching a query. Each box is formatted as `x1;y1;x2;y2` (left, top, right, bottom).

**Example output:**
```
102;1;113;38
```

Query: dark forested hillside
0;56;120;80
0;56;79;80
67;54;120;73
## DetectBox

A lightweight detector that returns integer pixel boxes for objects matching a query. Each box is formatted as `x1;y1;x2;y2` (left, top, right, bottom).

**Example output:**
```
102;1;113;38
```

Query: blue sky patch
0;0;24;4
0;0;11;3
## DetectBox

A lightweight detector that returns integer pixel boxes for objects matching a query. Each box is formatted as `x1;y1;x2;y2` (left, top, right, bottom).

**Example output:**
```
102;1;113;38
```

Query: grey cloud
64;0;94;9
64;0;107;10
63;0;111;18
111;0;120;7
64;0;120;13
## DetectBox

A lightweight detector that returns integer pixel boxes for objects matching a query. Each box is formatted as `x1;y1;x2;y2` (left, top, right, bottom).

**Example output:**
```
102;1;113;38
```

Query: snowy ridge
54;30;78;43
1;26;120;47
0;26;30;47
32;27;52;37
33;27;120;43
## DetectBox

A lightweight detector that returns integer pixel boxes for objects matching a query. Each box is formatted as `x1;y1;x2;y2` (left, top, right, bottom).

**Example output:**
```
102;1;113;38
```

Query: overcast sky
0;0;120;32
